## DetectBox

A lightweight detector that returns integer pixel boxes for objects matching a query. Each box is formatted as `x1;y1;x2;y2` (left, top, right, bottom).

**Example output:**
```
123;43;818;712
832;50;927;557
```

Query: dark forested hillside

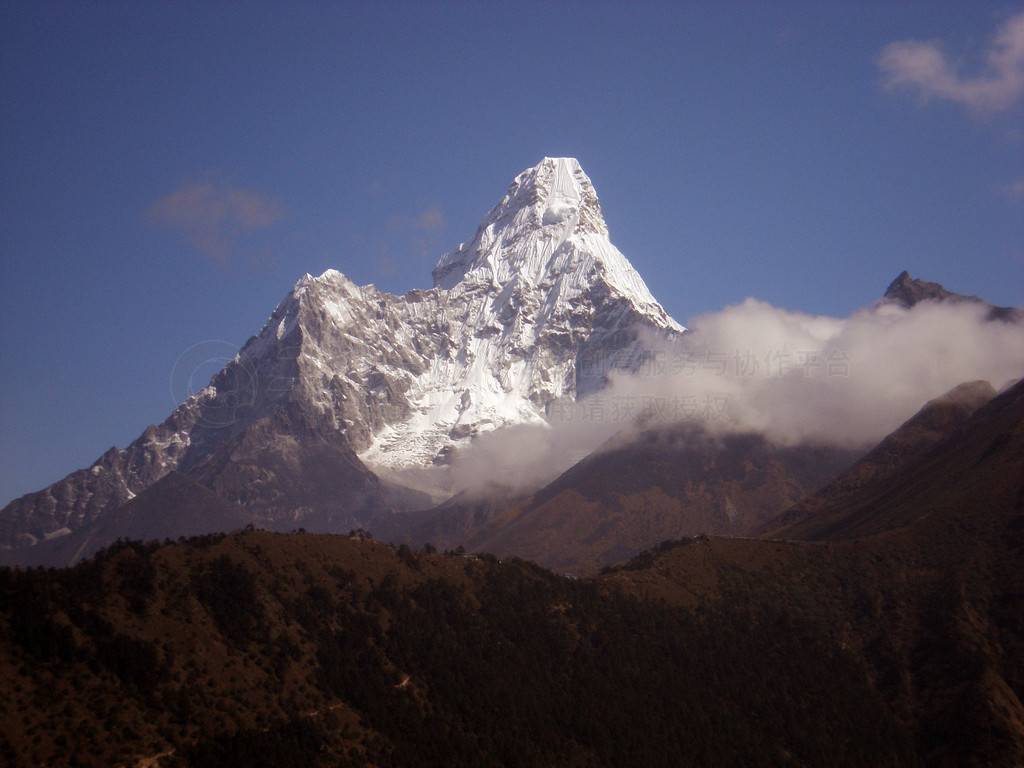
2;508;1021;767
451;425;862;574
3;379;1023;768
0;530;920;768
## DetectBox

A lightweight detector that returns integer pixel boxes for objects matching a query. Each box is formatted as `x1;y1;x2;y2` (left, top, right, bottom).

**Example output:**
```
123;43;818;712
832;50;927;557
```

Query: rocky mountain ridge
0;158;684;557
883;270;1023;322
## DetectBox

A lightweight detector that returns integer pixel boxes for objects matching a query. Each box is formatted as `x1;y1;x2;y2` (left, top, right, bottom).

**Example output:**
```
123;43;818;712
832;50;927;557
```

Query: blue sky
2;1;1022;506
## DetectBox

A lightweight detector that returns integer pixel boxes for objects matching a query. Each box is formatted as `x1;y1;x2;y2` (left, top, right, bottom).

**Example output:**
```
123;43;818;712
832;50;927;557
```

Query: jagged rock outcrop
883;270;1023;322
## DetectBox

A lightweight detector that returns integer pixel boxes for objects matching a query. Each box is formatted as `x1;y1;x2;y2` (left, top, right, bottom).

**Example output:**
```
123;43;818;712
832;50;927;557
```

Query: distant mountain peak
882;270;1022;322
883;270;962;308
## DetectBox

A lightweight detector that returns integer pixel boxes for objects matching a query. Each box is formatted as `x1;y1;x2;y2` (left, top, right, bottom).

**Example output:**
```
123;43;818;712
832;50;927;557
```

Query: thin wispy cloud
387;204;446;238
998;177;1024;202
147;180;285;267
354;205;447;278
878;10;1024;115
378;204;447;272
412;205;445;233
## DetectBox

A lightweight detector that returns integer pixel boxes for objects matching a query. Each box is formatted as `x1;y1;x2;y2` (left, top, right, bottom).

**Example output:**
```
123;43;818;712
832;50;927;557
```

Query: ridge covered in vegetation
1;517;1020;767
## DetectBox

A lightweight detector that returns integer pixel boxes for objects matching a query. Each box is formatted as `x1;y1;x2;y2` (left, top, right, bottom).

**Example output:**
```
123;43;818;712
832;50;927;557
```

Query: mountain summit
432;157;675;319
361;157;684;470
883;270;1023;322
1;158;685;561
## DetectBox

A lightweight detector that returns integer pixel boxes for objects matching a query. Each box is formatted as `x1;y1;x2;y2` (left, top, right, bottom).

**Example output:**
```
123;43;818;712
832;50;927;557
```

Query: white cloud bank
611;298;1024;448
878;11;1024;114
445;297;1024;493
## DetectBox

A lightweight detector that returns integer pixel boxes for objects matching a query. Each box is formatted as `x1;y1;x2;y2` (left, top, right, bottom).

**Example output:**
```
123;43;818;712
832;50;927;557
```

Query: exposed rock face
883;270;1023;322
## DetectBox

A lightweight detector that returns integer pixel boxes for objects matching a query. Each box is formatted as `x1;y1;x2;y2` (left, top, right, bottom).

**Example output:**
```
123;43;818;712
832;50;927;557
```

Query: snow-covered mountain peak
249;160;685;470
433;157;604;289
502;156;606;234
431;158;683;335
352;159;685;476
291;268;362;298
0;159;688;552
